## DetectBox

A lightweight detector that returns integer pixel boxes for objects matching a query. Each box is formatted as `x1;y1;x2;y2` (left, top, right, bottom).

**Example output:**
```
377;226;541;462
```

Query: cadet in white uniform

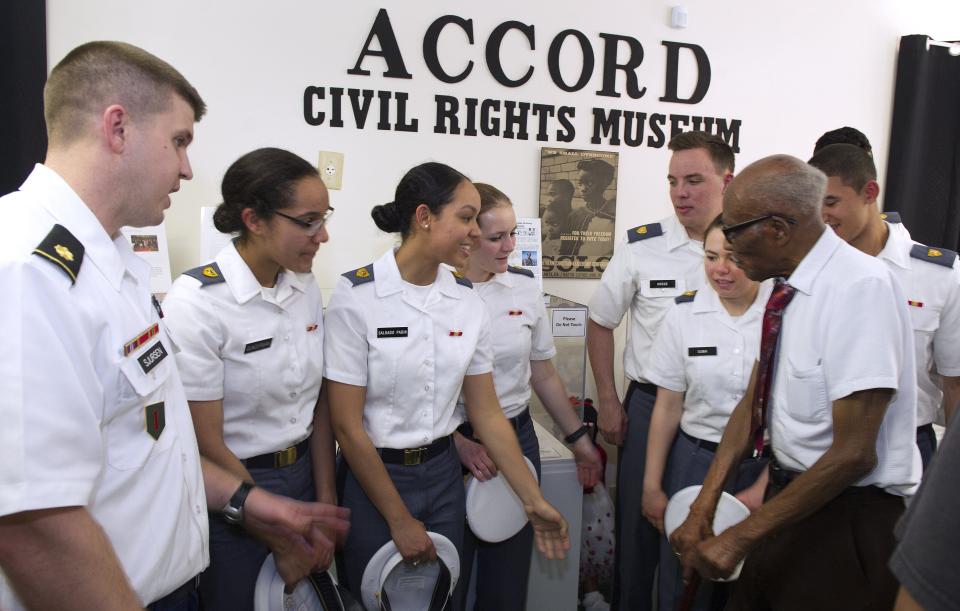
586;132;734;611
323;163;569;600
642;218;771;611
0;42;348;611
162;148;337;611
453;184;603;611
809;144;960;469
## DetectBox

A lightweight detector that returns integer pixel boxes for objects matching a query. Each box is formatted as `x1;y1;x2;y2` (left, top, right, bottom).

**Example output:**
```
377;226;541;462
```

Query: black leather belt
379;435;451;466
148;575;199;609
679;429;772;458
628;380;658;396
243;438;309;469
679;429;721;452
456;408;531;441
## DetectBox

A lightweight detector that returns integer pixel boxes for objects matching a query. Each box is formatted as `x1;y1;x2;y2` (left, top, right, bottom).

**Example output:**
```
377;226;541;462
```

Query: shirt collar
373;249;464;300
663;213;704;253
784;227;840;296
25;164;135;291
215;241;305;305
691;279;772;319
491;270;515;288
877;221;913;270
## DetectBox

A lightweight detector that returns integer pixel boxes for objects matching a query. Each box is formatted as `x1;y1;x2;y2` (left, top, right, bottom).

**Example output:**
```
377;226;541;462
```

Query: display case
529;293;589;439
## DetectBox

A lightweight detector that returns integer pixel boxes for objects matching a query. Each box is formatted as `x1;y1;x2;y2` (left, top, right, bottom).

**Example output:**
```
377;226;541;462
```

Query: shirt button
289;391;298;399
424;385;430;391
195;504;201;513
425;360;432;366
284;335;290;341
733;348;741;354
290;417;297;423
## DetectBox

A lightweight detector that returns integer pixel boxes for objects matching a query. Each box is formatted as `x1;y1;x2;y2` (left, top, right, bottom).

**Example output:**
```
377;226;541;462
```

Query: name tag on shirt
244;338;273;354
650;279;676;289
377;327;409;338
688;346;718;357
138;341;168;373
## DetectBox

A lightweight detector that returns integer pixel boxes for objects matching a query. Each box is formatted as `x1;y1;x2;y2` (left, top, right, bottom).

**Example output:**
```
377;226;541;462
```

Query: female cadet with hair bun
453;182;604;610
323;162;570;600
163;147;338;611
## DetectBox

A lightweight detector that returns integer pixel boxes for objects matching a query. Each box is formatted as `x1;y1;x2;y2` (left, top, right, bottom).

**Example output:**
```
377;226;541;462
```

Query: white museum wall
46;0;960;444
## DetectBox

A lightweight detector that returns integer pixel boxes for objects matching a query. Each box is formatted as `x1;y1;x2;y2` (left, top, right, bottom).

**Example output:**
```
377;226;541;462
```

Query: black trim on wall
885;35;960;251
1;0;47;196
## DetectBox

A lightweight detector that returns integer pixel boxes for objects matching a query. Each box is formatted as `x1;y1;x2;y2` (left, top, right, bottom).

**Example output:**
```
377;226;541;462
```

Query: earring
423;223;429;230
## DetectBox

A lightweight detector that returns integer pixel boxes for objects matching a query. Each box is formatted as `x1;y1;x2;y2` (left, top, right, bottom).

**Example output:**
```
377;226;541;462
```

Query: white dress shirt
469;267;557;419
644;281;772;443
324;249;494;449
0;165;208;609
878;221;960;426
163;242;324;459
770;228;921;496
589;214;705;384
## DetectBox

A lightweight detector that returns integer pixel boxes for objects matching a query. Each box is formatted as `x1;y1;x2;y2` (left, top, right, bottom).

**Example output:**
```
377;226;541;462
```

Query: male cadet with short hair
586;131;734;610
671;155;920;611
0;41;348;611
809;143;960;468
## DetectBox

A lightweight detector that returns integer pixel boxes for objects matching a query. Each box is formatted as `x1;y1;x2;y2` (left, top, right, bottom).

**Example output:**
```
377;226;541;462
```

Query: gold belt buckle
275;445;298;468
403;447;427;466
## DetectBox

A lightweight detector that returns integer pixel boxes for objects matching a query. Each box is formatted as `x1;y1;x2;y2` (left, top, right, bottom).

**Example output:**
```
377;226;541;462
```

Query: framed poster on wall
538;147;618;279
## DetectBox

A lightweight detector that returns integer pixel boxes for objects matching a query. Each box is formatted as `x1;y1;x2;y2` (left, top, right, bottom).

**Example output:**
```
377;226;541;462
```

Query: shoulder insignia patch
343;264;375;286
880;211;901;224
507;265;534;278
675;290;698;304
452;270;473;288
627;223;664;243
183;262;226;286
910;244;957;268
32;224;84;285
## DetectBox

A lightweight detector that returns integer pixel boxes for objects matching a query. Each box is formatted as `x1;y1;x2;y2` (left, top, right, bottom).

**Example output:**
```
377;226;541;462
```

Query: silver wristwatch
222;481;255;525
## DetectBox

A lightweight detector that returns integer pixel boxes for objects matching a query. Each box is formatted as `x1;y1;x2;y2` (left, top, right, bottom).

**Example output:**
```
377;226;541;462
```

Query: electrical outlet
318;151;344;190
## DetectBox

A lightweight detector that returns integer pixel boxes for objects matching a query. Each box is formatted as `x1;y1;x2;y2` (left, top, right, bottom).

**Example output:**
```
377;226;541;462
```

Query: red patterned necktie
751;279;797;457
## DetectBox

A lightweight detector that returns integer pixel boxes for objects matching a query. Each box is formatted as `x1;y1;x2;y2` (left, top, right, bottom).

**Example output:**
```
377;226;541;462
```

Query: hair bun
371;200;402;233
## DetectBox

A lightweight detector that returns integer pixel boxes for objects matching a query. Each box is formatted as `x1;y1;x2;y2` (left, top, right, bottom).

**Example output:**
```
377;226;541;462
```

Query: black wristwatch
222;481;255;525
564;424;590;445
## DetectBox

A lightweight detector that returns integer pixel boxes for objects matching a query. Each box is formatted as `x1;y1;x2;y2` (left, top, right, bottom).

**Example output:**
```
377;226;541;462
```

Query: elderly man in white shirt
670;155;920;611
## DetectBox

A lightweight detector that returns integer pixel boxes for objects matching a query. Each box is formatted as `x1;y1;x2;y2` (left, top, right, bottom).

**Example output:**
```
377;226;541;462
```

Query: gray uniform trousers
657;432;767;611
339;442;466;605
459;415;542;611
612;382;660;611
200;447;315;611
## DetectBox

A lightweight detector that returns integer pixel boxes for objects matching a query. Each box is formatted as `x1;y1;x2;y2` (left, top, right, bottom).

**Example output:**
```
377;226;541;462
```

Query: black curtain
1;0;47;197
885;35;960;251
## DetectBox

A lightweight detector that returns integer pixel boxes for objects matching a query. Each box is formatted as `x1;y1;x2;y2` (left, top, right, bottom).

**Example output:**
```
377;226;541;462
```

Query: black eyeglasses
274;207;334;236
721;214;796;242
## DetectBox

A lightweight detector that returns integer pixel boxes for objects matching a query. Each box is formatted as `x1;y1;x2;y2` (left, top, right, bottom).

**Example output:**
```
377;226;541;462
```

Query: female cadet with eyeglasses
162;148;338;611
323;162;570;600
452;183;604;611
640;216;771;611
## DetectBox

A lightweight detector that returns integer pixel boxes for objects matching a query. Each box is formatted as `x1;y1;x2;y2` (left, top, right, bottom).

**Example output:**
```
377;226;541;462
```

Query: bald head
721;155;828;281
724;154;827;223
